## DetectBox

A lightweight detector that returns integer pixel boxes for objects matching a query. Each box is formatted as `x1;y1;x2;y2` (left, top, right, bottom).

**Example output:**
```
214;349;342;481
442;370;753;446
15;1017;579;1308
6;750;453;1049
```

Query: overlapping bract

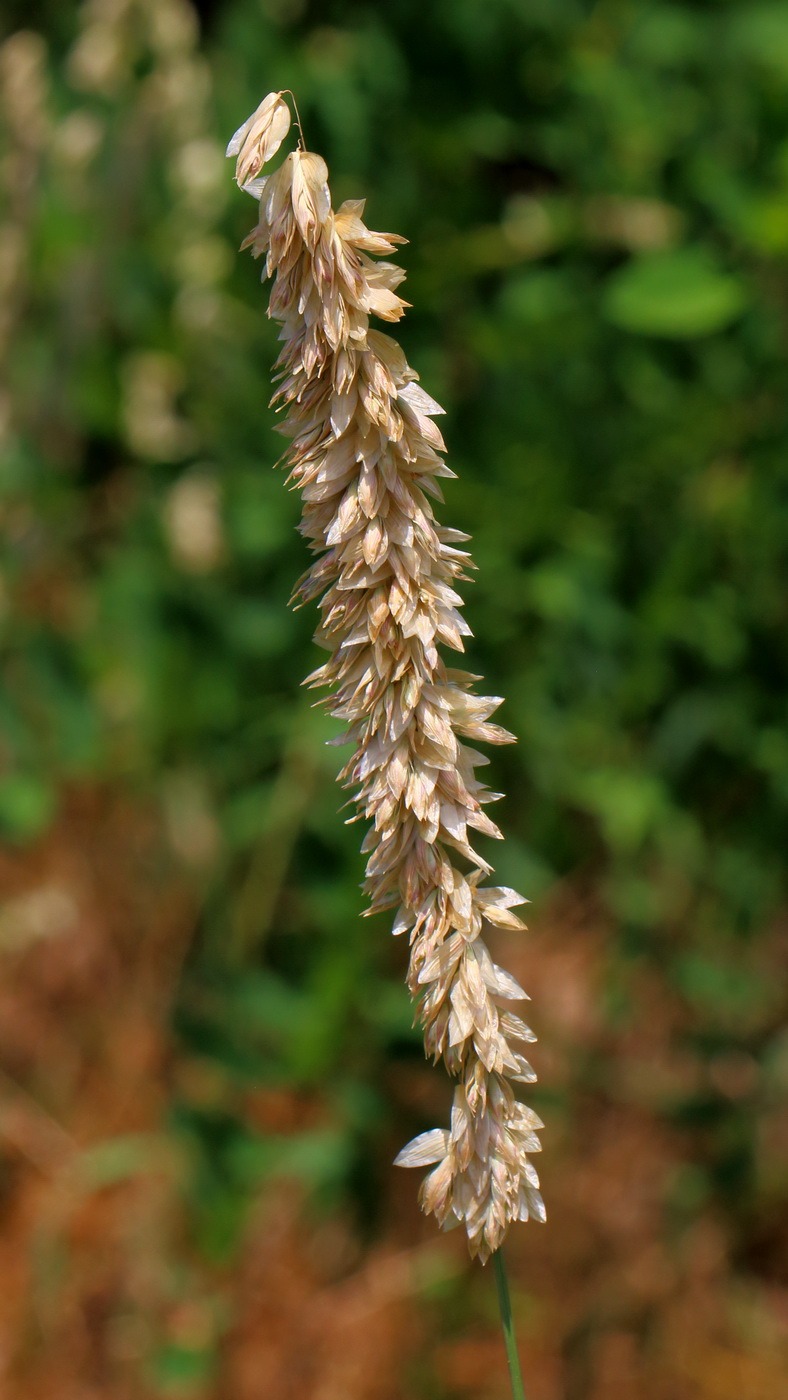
230;96;544;1261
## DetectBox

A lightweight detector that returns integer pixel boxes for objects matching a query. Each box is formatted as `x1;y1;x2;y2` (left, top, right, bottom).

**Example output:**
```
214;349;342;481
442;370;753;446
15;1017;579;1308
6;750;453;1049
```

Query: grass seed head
229;93;545;1262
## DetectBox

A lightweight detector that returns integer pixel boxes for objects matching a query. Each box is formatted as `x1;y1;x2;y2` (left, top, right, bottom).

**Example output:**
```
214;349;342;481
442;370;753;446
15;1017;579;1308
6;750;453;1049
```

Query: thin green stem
493;1247;527;1400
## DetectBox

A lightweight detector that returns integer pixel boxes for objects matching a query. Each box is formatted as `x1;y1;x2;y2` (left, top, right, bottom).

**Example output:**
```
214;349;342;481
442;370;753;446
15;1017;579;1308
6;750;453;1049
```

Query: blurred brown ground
1;792;786;1400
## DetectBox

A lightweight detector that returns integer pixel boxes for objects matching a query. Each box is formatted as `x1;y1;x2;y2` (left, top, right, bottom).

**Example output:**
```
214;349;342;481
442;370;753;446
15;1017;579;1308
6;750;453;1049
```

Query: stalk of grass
494;1247;527;1400
227;91;545;1263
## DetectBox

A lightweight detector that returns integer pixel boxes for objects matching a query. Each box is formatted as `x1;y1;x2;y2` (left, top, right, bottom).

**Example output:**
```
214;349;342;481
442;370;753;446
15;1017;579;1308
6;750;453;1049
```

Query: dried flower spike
229;95;545;1262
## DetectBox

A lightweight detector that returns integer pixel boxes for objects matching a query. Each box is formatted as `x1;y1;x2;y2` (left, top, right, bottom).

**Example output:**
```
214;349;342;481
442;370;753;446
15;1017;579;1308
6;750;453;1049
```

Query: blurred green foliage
2;0;788;1323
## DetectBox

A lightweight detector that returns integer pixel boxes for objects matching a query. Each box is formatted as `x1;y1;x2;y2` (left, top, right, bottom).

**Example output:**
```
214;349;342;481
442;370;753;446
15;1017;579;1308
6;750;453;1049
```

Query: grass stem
493;1246;527;1400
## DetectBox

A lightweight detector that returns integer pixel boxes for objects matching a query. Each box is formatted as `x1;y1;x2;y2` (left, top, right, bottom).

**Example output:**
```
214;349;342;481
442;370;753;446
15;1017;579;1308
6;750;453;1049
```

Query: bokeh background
2;1;788;1396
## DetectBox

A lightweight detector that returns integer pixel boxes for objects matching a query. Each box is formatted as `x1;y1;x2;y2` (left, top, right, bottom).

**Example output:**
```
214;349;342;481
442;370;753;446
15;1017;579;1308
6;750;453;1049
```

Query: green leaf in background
602;247;748;338
732;4;788;77
150;1341;216;1397
0;773;57;842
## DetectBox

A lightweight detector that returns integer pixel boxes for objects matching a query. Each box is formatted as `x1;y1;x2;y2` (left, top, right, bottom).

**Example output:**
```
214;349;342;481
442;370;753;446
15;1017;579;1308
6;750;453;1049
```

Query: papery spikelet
228;96;545;1262
226;91;291;189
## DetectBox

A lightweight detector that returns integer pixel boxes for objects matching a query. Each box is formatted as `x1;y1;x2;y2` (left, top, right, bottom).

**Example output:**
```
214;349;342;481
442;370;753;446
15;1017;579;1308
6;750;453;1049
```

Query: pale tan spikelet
228;96;545;1262
226;91;291;189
